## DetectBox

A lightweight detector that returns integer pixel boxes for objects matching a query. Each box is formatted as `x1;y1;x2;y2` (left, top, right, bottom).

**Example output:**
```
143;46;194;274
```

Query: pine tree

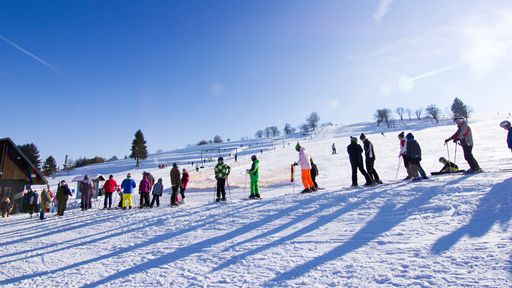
17;143;41;169
42;155;58;176
451;97;470;120
130;129;148;167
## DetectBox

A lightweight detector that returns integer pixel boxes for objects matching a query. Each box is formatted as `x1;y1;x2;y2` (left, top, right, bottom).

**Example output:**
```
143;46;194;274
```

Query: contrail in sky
0;33;74;80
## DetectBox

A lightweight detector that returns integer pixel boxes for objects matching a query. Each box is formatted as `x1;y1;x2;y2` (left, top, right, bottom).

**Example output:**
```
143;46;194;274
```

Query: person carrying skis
246;155;260;199
139;174;151;208
56;180;72;216
103;175;118;209
120;173;136;209
294;143;316;193
150;178;164;208
347;137;373;187
432;157;459;175
310;158;319;189
170;163;181;206
406;133;428;181
180;168;189;203
80;175;94;211
360;133;382;184
500;120;512;152
444;116;481;173
214;157;231;201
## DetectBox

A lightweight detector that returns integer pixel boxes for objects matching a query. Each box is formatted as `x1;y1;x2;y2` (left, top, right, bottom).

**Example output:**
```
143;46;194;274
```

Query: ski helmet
453;116;465;125
218;157;224;162
251;155;257;161
500;120;511;128
439;157;446;162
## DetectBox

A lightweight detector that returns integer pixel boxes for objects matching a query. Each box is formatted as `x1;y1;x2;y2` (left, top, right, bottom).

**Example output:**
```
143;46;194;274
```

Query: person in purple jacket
139;174;151;208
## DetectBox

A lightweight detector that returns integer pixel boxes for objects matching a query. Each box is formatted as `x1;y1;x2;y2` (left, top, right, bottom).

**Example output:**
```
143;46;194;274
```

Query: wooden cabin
0;138;47;213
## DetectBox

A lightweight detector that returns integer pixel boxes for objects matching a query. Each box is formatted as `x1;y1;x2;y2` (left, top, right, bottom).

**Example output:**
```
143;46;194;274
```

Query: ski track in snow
1;114;511;287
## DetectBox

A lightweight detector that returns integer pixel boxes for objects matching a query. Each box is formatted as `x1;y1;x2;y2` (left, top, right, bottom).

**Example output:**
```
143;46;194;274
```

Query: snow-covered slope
1;114;511;287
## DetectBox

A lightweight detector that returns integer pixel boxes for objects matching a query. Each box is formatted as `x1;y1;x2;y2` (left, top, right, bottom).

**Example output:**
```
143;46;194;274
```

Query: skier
39;188;52;220
120;173;136;209
139;174;151;208
80;175;94;211
310;158;319;189
500;120;512;152
431;157;460;175
444;116;481;173
1;196;14;218
102;175;118;209
294;143;316;193
56;180;72;216
347;137;373;187
180;168;189;204
170;163;181;206
398;132;416;179
150;178;164;208
406;133;428;181
214;157;231;201
332;143;337;154
246;155;260;199
360;133;382;184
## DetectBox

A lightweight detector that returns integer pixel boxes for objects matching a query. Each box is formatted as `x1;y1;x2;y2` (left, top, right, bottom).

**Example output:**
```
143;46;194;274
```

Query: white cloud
373;0;394;23
210;81;225;96
328;100;339;108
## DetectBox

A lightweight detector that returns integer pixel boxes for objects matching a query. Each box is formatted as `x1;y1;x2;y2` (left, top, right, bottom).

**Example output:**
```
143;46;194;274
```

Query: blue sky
1;0;511;166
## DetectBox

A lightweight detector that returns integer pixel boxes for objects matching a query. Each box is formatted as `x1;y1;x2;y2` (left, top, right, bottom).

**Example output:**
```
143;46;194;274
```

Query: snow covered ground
1;113;511;287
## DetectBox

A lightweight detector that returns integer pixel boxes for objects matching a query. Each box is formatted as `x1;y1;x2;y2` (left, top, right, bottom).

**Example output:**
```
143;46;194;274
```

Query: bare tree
396;107;405;121
425;104;442;123
415;108;423;120
374;109;393;128
406;108;413;120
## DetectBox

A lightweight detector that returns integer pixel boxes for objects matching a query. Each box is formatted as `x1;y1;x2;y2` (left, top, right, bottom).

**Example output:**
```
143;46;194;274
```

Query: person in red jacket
180;168;190;204
103;175;118;209
444;116;481;173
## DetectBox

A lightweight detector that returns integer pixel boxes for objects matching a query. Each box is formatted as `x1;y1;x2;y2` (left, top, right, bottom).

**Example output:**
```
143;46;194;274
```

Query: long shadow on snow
268;176;467;285
211;183;404;273
431;177;512;255
0;199;273;285
79;195;325;287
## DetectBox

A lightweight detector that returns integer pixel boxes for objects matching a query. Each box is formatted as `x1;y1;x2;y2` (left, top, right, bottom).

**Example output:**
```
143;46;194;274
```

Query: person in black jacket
347;137;373;187
360;133;382;184
405;133;428;180
310;158;319;189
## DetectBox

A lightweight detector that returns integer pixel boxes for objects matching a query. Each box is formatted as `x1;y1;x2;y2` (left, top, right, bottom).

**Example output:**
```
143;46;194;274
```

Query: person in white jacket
294;143;316;193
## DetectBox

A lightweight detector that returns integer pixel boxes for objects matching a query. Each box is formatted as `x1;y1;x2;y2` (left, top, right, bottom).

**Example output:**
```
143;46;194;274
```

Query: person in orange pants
294;143;316;193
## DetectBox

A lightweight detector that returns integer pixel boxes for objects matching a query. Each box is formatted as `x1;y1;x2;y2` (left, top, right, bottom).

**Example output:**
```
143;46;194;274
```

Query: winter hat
84;175;89;180
500;120;511;128
172;162;178;168
109;175;113;179
157;178;162;182
127;173;132;178
251;155;257;161
359;133;366;140
295;143;301;152
439;157;446;162
398;131;405;139
218;157;224;162
182;168;187;173
406;133;414;140
350;136;357;143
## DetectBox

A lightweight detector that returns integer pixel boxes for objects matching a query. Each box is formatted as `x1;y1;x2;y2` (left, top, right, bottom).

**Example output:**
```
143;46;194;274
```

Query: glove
246;169;250;174
444;138;450;143
293;162;298;166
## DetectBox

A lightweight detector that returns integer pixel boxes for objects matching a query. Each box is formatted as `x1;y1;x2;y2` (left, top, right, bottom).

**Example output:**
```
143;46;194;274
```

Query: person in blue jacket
500;120;512;152
120;173;136;209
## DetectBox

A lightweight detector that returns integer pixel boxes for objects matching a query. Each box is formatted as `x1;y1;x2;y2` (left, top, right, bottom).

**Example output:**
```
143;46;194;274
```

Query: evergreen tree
130;129;148;167
42;155;58;176
17;143;41;169
451;97;471;120
213;135;223;143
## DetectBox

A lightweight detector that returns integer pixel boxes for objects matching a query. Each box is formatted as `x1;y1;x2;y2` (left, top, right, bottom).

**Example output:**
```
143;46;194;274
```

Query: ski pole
446;143;452;174
453;142;458;165
395;157;402;180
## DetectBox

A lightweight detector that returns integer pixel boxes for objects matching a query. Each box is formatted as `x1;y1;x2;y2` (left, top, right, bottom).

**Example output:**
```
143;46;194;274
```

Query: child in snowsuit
120;173;136;209
310;158;319;189
180;169;189;203
360;133;382;184
247;155;260;199
445;117;481;173
150;178;163;207
295;143;316;193
500;120;512;152
433;157;459;174
406;133;428;181
214;157;231;201
170;163;181;206
347;137;373;187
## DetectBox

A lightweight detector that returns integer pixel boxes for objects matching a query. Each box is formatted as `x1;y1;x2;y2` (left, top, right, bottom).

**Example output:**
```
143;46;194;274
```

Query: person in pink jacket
294;143;316;193
139;174;151;208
